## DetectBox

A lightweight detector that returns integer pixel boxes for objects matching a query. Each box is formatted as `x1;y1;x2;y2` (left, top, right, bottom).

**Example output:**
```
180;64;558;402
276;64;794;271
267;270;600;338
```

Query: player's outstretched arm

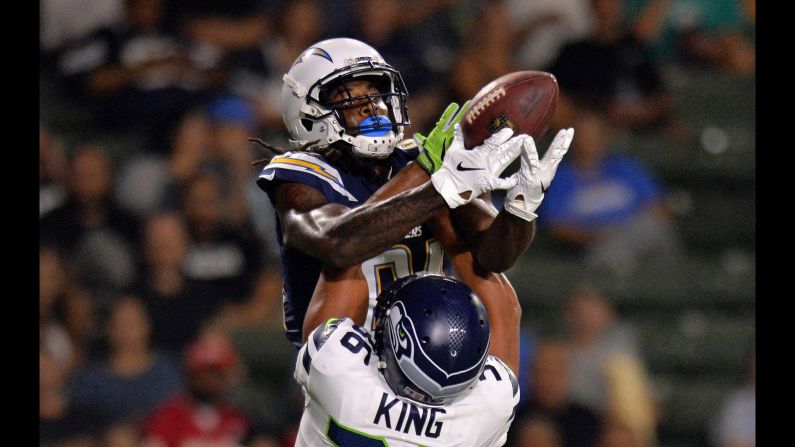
303;211;522;373
274;129;522;269
275;181;446;269
451;128;574;272
408;103;573;272
427;211;521;374
449;197;535;273
301;264;369;343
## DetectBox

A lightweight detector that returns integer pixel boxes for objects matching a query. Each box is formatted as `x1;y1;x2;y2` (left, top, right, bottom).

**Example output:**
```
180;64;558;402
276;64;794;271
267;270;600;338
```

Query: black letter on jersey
479;364;502;382
425;408;447;438
403;405;428;436
340;332;372;365
373;393;399;429
395;402;408;432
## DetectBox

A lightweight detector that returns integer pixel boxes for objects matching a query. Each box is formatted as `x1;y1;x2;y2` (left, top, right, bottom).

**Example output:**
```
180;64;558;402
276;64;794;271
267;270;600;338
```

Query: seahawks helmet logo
388;303;413;360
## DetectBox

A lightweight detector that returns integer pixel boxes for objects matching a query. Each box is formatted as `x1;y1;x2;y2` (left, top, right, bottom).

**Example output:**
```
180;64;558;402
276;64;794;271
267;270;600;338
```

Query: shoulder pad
312;317;346;350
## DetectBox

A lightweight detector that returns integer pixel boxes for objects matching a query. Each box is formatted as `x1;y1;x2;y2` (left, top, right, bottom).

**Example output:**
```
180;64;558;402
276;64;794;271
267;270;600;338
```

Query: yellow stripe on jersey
269;156;340;183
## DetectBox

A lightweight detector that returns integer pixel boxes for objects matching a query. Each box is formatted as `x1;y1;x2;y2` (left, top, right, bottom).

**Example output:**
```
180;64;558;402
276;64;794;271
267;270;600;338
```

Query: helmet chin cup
349;132;398;159
347;115;396;158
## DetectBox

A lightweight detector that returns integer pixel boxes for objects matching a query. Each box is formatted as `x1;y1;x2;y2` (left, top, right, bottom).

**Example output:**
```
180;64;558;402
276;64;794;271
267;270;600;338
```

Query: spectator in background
509;341;603;447
40;351;95;447
211;267;301;443
235;0;327;132
114;146;175;220
598;422;646;447
40;0;124;53
40;246;92;372
40;144;139;308
103;423;145;447
536;110;681;273
450;0;518;101
623;0;754;76
512;417;564;447
142;331;258;447
134;212;220;355
204;96;262;232
157;97;277;251
350;0;448;134
68;296;183;437
181;172;264;306
114;109;213;219
207;97;282;262
711;350;755;447
504;0;594;70
40;125;69;217
564;286;658;447
170;0;272;61
56;0;222;137
548;0;673;131
164;111;215;205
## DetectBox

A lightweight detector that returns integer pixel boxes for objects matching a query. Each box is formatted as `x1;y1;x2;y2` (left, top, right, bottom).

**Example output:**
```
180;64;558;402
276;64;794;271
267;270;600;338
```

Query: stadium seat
653;375;743;446
630;313;754;376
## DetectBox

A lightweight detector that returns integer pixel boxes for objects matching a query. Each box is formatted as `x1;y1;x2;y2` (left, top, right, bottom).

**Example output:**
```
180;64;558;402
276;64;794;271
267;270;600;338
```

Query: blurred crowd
39;0;755;446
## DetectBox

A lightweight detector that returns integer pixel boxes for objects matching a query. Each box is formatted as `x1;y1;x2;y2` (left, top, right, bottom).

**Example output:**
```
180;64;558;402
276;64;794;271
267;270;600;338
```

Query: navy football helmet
373;274;491;405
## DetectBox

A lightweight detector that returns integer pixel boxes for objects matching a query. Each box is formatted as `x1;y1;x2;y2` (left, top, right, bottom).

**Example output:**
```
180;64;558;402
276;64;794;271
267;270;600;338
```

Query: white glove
431;125;523;209
504;128;575;221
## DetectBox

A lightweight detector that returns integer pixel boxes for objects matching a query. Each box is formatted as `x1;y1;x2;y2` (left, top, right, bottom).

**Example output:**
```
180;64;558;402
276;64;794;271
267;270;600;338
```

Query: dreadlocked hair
249;138;343;166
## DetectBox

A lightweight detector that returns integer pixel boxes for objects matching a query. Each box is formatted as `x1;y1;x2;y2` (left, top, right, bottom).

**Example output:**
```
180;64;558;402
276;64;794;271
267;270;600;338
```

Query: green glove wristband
415;100;471;175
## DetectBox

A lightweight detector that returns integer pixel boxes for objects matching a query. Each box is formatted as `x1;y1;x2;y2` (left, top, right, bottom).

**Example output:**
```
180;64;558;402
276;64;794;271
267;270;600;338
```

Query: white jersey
294;318;520;447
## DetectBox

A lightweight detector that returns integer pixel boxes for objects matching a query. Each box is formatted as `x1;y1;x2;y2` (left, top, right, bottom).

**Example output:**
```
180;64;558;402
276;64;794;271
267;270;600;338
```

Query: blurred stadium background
39;0;754;446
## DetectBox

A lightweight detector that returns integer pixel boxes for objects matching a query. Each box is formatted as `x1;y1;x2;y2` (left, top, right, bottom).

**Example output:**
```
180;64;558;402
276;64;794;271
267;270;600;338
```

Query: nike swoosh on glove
431;124;524;209
504;128;574;221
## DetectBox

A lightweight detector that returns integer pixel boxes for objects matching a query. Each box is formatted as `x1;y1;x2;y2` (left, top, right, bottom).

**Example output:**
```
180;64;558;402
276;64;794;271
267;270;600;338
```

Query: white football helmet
281;38;410;159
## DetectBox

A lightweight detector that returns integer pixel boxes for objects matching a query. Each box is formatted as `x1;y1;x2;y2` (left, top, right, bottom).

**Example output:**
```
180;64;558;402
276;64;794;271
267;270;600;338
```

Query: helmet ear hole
300;119;314;131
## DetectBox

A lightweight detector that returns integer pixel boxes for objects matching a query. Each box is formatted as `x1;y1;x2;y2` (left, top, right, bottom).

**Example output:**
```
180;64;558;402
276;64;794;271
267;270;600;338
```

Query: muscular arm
451;198;536;272
427;211;521;374
303;163;522;369
303;265;369;342
274;179;446;269
371;162;522;369
371;162;535;272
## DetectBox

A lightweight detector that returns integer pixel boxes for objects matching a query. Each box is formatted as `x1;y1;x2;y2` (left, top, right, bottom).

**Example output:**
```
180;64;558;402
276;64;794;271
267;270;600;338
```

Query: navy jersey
257;147;445;349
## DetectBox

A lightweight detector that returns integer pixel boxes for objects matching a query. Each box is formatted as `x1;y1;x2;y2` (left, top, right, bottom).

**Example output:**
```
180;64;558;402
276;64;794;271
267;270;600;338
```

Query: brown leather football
461;71;559;149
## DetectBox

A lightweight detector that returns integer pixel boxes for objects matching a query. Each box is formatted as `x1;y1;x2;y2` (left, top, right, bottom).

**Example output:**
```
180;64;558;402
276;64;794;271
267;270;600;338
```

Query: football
461;71;559;149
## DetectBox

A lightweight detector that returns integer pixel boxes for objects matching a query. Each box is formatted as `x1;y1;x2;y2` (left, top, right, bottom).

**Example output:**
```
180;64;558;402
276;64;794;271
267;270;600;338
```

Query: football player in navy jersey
256;37;573;348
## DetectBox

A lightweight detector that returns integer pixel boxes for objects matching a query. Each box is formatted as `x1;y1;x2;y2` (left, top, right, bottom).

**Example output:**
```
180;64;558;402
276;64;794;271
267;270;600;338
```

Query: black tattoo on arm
275;182;447;268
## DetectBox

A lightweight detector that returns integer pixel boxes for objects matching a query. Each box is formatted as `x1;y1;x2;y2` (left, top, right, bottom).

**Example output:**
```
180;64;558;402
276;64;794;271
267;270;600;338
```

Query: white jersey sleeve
472;356;521;446
294;318;520;446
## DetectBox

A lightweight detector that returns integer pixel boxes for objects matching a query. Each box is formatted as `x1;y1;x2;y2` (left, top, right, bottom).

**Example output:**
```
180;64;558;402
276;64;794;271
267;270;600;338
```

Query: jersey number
363;240;443;296
361;240;443;331
339;329;373;366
